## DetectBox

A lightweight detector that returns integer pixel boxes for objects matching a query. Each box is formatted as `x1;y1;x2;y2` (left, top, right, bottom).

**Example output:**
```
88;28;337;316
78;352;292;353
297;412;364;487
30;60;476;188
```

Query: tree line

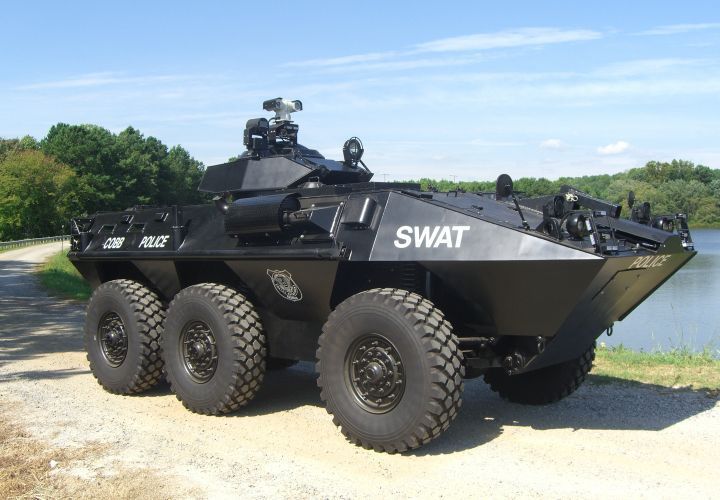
0;124;206;240
410;159;720;227
1;124;718;241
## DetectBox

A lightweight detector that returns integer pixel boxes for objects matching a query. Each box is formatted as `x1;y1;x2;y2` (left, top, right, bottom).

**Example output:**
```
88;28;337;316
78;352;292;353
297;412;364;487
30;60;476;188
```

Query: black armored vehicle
69;98;696;452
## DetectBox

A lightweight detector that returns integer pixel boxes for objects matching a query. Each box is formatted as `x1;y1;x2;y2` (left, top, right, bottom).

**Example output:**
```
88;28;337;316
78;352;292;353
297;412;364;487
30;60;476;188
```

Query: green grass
593;343;720;392
36;251;91;300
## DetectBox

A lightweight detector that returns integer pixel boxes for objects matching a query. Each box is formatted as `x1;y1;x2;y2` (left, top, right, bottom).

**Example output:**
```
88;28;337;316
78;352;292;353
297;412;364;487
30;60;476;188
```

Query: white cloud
470;139;524;147
302;53;498;75
597;140;630;155
540;139;565;149
594;58;707;77
513;77;720;102
18;72;191;90
637;22;720;36
284;51;397;68
285;27;602;70
414;28;602;53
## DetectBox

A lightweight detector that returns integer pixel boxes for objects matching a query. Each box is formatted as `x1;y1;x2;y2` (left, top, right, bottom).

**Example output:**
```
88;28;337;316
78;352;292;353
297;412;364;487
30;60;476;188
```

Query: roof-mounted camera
245;98;304;156
263;98;303;122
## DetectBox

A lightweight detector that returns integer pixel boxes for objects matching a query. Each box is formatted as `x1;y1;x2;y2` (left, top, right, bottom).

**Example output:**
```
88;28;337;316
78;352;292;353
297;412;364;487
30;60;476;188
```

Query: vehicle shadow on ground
232;362;324;414
0;301;85;366
133;363;322;405
410;375;718;456
193;362;719;455
0;367;90;382
0;258;86;367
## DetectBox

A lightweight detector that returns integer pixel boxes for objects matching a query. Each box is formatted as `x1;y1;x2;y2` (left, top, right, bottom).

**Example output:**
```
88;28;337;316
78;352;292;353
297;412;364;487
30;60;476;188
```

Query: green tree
158;146;206;205
0;135;39;161
0;150;85;239
709;179;720;199
693;164;716;184
41;124;119;213
114;127;163;207
40;123;207;214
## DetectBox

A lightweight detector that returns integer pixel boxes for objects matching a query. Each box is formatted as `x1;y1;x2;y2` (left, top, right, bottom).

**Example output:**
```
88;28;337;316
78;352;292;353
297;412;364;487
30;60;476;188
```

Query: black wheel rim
98;312;128;367
180;321;218;383
345;334;405;414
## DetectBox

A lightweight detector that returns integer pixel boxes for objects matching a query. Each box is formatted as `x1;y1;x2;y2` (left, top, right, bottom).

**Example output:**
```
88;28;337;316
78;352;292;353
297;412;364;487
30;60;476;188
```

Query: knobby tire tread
317;288;464;453
86;279;165;394
484;342;596;405
164;283;266;415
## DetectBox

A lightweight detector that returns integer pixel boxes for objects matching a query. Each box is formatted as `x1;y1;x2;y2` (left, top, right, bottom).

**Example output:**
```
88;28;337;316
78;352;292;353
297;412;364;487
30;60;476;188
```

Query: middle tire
162;283;266;415
317;288;464;453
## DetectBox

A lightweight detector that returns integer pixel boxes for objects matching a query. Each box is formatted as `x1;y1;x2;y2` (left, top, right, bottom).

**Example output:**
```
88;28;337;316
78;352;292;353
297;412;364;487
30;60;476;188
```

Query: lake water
605;228;720;355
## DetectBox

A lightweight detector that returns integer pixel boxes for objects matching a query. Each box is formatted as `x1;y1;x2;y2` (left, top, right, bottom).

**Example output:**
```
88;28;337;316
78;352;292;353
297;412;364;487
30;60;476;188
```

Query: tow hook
503;352;527;375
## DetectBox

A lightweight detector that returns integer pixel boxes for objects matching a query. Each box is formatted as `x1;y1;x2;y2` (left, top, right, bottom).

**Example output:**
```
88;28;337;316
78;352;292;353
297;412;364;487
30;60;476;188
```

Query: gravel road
1;243;718;498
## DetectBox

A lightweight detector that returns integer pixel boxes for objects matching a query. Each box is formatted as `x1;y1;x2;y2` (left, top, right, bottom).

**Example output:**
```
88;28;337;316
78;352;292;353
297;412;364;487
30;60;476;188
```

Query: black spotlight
566;213;591;239
627;190;636;209
343;137;364;167
495;173;514;199
652;216;675;232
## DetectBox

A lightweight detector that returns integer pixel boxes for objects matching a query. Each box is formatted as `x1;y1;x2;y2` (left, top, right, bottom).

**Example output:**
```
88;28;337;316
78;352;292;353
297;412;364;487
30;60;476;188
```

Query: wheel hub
189;341;207;358
180;321;218;383
346;334;405;413
363;362;384;383
98;312;127;367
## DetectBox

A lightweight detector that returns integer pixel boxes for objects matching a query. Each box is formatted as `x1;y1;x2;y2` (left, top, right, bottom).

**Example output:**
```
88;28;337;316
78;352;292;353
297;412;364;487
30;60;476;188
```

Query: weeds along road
1;243;719;498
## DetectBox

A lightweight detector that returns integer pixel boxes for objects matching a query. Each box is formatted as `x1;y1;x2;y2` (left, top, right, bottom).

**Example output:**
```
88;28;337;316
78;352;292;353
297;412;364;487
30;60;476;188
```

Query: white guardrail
0;235;70;251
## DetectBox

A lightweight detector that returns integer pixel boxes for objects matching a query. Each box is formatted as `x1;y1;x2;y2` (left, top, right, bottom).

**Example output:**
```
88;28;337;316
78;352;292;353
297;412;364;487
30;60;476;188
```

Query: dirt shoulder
0;402;194;499
1;244;718;498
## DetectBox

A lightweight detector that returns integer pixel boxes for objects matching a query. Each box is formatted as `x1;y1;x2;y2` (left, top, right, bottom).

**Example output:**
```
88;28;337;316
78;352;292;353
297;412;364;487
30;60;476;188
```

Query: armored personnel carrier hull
69;99;696;452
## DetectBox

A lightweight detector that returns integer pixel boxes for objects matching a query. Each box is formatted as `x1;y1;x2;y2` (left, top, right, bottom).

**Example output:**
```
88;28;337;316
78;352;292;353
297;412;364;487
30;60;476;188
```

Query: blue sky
1;1;719;181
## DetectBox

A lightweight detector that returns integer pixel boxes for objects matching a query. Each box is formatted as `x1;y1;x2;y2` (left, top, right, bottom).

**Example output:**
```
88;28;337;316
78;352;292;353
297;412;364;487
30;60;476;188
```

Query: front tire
84;279;165;394
162;283;266;415
317;288;464;453
484;342;596;405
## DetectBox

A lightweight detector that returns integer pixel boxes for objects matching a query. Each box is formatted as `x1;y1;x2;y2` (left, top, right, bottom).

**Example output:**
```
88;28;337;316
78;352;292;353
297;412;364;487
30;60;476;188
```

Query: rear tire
84;279;165;394
317;288;464;453
484;342;596;405
162;283;266;415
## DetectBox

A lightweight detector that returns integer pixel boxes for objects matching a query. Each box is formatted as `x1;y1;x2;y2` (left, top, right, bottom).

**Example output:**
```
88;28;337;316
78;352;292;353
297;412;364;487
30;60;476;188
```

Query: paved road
0;244;718;498
0;243;85;369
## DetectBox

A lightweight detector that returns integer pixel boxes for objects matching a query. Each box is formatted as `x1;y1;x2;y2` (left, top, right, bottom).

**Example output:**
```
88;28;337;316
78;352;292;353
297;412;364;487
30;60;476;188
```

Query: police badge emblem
266;269;303;302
